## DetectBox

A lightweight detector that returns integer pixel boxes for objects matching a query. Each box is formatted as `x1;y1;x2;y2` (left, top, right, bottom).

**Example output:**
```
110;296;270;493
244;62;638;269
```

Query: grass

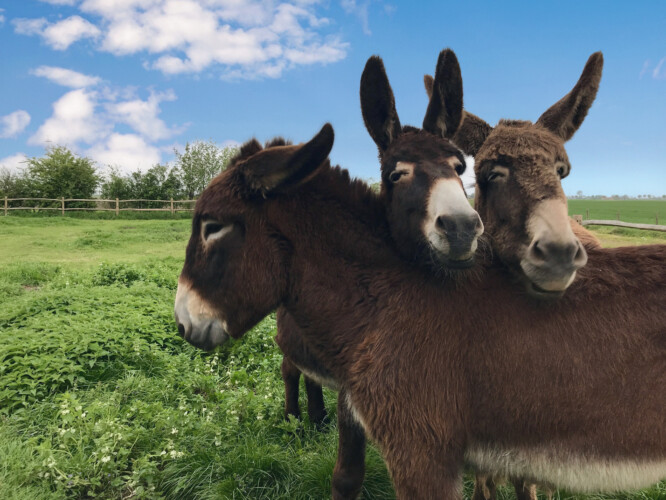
0;217;664;499
568;199;665;225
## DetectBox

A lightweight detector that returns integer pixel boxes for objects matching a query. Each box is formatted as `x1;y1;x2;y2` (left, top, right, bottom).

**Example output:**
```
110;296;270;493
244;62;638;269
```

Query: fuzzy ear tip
320;122;334;142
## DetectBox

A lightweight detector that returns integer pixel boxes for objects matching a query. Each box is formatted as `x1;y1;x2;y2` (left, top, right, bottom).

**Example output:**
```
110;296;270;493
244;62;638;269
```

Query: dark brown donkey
276;49;483;498
174;123;666;499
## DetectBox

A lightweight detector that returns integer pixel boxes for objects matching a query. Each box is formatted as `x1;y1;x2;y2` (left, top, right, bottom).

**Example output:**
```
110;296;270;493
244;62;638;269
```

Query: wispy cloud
0;111;31;138
639;60;650;79
14;15;101;50
653;57;666;80
15;0;349;79
32;66;102;88
0;8;5;25
341;0;371;35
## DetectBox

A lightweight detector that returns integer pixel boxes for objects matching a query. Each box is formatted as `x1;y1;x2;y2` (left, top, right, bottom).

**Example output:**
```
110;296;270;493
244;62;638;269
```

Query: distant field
568;199;665;224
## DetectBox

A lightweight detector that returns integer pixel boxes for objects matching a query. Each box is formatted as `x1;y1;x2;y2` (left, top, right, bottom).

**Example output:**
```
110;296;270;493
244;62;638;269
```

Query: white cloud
0;153;29;173
0;8;5;25
0;111;31;138
13;17;49;36
29;89;109;146
31;66;102;88
88;133;161;172
14;15;100;50
106;89;180;141
341;0;371;35
639;60;650;79
653;57;666;80
17;0;349;79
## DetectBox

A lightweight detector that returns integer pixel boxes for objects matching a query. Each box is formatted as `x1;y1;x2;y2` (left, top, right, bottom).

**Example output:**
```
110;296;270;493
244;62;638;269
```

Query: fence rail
3;197;196;216
580;219;666;233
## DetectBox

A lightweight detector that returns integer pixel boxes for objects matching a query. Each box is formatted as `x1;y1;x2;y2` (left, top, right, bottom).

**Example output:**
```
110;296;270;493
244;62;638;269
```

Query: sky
0;0;665;197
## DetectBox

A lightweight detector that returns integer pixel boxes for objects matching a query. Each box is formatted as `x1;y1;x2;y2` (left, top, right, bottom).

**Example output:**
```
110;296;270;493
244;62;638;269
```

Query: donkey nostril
573;241;588;267
530;240;546;262
177;323;185;338
436;216;457;234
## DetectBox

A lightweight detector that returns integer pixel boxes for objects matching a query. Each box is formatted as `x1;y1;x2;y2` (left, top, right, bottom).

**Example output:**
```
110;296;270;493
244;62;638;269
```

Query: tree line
0;141;238;208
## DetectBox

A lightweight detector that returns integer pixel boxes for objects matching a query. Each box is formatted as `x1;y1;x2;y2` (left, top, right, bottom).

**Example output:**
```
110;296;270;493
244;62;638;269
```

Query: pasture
1;217;664;499
567;199;665;225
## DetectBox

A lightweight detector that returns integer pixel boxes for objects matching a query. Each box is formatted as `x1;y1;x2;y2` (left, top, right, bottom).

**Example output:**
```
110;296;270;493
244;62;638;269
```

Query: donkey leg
304;376;329;429
388;454;463;500
332;390;366;500
511;479;537;500
280;356;301;421
472;473;497;500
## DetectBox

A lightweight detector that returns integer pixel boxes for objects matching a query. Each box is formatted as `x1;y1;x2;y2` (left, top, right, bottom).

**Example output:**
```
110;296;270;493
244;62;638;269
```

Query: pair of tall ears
424;52;604;156
361;48;464;152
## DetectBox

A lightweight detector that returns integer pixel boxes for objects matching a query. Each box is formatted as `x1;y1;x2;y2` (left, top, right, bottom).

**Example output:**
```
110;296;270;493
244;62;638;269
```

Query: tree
100;167;134;201
174;141;238;199
26;146;99;200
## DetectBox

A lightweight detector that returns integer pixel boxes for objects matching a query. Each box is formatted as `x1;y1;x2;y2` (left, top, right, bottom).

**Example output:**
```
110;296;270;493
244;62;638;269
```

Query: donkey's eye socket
557;166;566;178
487;172;502;182
486;165;509;183
389;171;405;183
202;222;232;242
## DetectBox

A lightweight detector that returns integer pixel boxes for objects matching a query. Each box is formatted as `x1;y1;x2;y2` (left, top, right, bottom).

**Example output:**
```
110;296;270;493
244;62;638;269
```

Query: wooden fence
2;197;196;216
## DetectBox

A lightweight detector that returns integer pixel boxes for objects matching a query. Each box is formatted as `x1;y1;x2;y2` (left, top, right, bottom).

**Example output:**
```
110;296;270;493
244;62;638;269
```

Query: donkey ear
536;52;603;141
423;49;464;139
360;55;401;151
240;123;334;195
452;111;493;157
423;74;434;99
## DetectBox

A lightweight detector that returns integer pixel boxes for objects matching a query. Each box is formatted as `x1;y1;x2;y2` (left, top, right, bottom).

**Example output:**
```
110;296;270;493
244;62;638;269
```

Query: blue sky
1;0;664;196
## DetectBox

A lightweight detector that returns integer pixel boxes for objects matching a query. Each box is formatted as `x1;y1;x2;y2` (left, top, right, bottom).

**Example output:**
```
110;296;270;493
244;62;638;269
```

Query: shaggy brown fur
276;50;478;498
176;127;666;499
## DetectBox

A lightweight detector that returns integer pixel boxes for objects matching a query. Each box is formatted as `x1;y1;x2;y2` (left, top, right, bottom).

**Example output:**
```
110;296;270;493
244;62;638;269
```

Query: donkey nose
436;213;483;237
527;238;588;271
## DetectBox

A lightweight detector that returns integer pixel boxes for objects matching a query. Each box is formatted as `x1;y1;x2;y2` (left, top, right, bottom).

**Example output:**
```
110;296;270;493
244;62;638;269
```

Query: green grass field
1;217;664;499
568;199;665;224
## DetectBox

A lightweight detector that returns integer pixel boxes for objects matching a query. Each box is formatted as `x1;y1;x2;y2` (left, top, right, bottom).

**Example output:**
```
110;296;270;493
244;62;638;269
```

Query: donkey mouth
527;281;566;299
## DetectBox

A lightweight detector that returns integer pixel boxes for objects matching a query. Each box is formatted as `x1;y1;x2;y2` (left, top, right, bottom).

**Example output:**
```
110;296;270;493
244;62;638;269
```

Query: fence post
657;213;660;225
61;197;65;216
170;197;174;216
586;209;589;220
3;196;7;216
616;211;620;221
115;198;119;216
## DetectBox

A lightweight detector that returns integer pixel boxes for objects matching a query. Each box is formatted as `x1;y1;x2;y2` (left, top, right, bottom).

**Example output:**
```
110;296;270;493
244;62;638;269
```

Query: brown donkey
276;49;482;498
284;52;605;499
425;52;604;500
174;124;666;499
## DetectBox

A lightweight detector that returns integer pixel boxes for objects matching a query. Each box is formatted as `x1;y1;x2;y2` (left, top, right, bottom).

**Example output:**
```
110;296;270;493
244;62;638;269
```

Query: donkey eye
203;222;233;242
389;171;405;183
555;161;569;179
454;163;465;176
487;172;502;182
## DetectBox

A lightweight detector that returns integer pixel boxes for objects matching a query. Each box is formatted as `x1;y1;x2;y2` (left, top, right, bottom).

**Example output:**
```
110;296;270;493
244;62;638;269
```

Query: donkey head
174;124;334;350
361;49;483;269
425;52;603;297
